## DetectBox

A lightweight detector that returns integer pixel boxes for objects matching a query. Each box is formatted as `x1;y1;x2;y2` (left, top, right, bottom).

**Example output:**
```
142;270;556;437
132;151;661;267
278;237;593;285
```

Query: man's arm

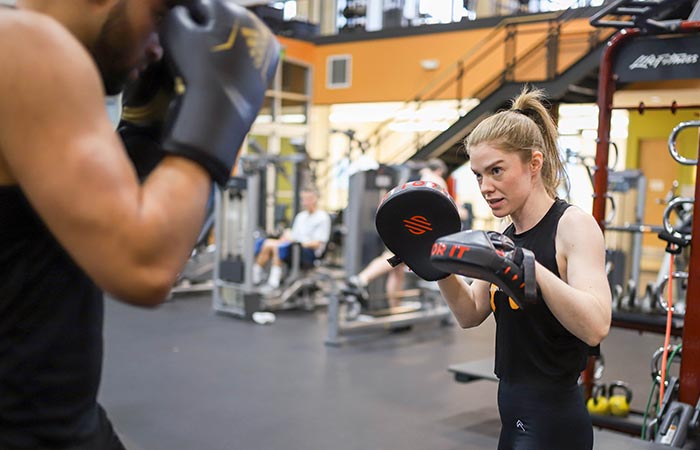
0;14;210;306
537;207;612;346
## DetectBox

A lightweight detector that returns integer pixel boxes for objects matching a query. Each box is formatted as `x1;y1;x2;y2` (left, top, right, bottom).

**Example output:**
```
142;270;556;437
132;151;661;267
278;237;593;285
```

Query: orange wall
312;28;493;104
277;17;604;105
277;36;315;65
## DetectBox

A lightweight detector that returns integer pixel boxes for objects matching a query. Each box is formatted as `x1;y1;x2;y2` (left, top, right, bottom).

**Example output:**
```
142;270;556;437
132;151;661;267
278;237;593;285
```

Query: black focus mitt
375;181;462;281
430;230;537;308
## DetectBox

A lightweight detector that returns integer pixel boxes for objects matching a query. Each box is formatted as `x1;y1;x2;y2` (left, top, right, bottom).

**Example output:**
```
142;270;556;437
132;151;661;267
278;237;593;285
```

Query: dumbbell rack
591;1;700;414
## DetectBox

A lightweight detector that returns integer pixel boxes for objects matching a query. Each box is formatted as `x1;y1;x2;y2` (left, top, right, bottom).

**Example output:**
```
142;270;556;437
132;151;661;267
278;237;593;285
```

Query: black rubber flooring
99;294;684;450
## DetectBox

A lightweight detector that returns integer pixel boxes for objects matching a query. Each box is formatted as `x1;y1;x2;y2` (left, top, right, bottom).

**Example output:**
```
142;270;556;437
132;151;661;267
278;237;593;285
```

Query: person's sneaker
342;275;369;307
345;297;361;321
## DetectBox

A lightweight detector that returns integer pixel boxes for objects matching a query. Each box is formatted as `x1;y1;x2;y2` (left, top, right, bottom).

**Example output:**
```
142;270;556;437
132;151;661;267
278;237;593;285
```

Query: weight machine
170;143;314;299
325;166;453;346
212;154;336;319
212;175;263;318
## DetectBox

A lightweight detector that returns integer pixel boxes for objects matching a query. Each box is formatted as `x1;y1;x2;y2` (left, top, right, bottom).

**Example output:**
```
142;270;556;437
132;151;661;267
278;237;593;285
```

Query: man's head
423;159;447;179
89;0;168;95
300;186;320;213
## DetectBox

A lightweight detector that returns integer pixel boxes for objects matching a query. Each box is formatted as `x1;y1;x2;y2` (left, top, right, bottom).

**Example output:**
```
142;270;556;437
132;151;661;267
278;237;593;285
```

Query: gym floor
100;293;683;450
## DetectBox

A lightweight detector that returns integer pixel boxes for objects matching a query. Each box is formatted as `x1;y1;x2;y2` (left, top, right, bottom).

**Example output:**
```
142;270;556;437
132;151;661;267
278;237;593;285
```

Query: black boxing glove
160;0;281;185
118;61;173;180
375;180;462;281
430;230;537;309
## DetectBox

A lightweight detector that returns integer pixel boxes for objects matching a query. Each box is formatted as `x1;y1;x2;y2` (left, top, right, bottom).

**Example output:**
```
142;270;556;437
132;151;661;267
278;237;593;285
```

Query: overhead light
420;59;440;71
388;121;450;132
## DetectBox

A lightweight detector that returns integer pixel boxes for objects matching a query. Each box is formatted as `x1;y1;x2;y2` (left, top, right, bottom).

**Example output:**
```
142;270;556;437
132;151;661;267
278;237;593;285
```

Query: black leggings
497;381;593;450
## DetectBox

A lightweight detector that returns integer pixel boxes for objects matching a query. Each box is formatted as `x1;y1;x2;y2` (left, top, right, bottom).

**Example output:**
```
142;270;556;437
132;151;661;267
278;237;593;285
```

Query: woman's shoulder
558;204;603;240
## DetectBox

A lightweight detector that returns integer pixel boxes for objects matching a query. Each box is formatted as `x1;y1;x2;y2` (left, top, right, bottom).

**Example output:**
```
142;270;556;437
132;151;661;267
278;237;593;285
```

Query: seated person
345;159;449;308
253;186;331;288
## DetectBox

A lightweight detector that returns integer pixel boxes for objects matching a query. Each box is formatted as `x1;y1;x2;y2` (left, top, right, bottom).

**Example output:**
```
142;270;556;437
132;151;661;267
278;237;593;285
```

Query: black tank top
493;198;588;386
0;185;103;447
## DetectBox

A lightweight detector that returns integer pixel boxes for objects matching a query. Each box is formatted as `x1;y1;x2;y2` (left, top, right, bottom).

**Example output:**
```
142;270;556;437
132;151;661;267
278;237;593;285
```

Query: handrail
363;8;611;165
379;26;611;164
411;12;563;103
364;11;565;149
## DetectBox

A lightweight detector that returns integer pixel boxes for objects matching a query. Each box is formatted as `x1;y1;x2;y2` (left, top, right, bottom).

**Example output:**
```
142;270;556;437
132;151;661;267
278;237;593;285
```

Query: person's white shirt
291;210;332;257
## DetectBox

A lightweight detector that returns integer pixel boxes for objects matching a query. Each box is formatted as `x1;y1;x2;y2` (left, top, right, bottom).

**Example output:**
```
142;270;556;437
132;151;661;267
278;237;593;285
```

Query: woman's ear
530;150;544;173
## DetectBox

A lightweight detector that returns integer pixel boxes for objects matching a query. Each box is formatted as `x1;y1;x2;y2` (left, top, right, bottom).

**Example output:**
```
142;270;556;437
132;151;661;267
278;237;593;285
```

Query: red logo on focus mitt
403;215;433;235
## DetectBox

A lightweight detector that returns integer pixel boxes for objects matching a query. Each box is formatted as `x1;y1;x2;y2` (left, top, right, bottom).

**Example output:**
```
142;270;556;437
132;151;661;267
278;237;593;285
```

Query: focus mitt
375;180;462;281
430;230;537;308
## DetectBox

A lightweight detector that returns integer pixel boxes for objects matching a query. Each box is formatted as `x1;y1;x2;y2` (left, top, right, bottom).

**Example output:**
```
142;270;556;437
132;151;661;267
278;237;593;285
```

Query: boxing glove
430;230;537;309
160;0;281;185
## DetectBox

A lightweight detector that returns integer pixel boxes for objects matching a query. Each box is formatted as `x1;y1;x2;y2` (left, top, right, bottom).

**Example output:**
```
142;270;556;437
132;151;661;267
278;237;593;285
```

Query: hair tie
512;108;539;124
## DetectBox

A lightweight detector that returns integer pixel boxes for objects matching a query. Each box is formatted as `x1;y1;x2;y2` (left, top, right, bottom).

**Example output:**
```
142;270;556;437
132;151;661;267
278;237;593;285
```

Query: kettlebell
608;381;632;417
586;384;610;415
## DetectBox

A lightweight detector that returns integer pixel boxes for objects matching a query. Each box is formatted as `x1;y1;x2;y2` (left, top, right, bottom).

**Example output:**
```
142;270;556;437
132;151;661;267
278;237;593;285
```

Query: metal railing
363;8;612;164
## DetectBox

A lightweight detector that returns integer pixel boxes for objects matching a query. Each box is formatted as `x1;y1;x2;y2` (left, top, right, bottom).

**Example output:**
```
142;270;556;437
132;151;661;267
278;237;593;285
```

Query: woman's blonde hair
464;86;565;198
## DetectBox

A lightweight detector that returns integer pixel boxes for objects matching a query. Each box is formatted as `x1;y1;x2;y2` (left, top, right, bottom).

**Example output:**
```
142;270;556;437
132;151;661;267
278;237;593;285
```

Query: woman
437;87;611;450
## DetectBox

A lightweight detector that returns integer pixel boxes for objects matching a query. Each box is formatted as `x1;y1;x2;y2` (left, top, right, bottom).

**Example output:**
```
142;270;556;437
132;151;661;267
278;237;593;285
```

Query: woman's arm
437;276;492;328
537;207;612;346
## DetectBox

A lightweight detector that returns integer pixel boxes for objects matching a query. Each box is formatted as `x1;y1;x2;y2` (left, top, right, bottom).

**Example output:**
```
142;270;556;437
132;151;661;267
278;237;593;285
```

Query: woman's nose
480;177;494;195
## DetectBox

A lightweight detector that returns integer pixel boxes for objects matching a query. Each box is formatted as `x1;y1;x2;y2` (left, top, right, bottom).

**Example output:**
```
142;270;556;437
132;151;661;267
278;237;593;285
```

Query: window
327;55;352;89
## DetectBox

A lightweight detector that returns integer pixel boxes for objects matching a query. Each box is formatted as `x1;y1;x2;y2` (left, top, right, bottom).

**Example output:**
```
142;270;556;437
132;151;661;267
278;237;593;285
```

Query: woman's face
469;143;534;218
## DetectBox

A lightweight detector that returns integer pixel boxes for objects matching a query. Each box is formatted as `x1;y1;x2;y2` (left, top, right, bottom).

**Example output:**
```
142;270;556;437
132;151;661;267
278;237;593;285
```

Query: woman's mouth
487;198;504;209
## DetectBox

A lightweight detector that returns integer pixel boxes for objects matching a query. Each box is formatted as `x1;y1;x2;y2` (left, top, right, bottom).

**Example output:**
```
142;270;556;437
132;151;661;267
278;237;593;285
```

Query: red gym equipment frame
592;22;700;406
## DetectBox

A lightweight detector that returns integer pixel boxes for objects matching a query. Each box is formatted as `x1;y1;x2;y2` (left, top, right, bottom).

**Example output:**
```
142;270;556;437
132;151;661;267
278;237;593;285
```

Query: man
0;1;278;448
253;186;331;289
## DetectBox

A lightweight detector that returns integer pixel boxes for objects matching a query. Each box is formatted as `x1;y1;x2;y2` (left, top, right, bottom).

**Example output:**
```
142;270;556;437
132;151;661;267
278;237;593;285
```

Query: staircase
397;1;700;169
364;6;614;169
412;40;606;168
